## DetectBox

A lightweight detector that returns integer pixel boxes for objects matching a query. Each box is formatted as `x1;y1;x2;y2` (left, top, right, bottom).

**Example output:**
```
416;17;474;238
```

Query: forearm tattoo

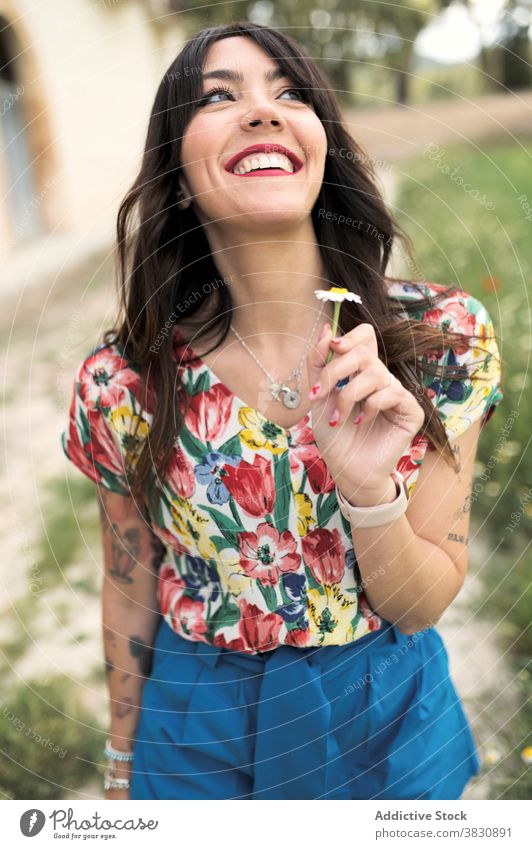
129;634;154;677
451;491;473;523
447;532;469;544
452;444;462;474
110;526;141;583
112;696;135;720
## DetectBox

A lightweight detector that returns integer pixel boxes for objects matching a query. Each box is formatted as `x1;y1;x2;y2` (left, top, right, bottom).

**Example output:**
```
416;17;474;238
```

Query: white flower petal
314;288;363;304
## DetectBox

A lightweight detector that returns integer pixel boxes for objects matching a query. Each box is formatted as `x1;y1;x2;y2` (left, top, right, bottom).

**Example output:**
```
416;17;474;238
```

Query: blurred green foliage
0;676;104;800
395;136;531;652
395;136;531;796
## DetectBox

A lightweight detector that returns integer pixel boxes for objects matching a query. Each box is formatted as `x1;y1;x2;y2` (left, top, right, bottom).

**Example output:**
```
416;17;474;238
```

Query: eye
279;87;307;102
199;85;234;106
198;85;308;107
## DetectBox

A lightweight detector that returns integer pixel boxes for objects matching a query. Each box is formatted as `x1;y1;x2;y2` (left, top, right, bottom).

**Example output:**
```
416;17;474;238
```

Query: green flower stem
326;300;342;364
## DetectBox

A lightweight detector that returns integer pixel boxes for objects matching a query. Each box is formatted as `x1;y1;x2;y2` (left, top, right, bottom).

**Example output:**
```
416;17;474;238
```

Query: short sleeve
60;344;136;496
421;292;504;443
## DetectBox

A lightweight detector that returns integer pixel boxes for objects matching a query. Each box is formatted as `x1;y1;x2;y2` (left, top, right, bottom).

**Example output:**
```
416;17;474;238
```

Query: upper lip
224;144;304;173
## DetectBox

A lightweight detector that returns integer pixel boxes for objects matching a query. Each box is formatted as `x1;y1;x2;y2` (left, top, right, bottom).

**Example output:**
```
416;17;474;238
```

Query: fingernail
317;324;327;342
329;409;340;427
353;413;364;425
308;382;321;400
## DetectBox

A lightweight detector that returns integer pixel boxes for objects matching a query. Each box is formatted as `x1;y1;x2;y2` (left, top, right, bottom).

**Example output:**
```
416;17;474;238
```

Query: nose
241;101;284;130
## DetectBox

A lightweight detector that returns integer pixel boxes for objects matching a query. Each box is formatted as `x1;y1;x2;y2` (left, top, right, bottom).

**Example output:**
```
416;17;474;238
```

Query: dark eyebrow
201;67;288;84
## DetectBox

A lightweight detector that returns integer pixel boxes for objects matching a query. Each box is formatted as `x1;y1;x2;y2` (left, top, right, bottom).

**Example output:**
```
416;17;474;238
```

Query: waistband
157;620;413;799
189;619;405;672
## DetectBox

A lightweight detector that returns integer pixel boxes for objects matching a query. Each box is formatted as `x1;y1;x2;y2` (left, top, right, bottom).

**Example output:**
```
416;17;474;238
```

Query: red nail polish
329;409;340;427
353;413;364;425
309;382;321;397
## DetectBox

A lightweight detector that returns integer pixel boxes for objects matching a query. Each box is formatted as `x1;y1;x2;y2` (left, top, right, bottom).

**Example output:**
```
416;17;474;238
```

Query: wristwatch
335;470;409;528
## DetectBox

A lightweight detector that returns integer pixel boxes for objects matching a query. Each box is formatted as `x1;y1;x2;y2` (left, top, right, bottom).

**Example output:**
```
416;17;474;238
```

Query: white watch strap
336;470;409;528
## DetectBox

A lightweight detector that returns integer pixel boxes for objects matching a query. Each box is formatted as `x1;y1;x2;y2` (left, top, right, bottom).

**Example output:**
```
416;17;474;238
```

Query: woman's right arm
97;487;167;800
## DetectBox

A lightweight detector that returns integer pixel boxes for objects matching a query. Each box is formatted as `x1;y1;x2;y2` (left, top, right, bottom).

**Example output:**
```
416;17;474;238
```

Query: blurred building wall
0;0;184;265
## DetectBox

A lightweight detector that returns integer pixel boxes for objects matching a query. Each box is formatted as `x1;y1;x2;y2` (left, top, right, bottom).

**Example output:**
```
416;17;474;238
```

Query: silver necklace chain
230;305;325;409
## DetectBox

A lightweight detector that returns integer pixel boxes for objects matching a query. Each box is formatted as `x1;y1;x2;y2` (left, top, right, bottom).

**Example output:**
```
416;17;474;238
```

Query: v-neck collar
172;327;313;437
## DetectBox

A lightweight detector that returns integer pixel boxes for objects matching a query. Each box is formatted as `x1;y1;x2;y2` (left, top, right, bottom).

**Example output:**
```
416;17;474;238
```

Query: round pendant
269;381;284;401
281;387;301;409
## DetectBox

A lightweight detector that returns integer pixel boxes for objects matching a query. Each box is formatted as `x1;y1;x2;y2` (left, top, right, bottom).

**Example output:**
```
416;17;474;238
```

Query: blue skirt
130;616;480;800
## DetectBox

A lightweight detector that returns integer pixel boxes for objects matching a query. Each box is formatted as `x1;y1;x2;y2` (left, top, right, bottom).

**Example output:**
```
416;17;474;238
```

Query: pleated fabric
130;616;480;800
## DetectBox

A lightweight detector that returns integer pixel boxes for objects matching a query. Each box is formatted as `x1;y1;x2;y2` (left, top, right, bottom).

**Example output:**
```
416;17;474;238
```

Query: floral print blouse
61;279;503;654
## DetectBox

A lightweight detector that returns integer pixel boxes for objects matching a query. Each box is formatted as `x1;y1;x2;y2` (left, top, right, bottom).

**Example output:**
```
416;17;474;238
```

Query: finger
308;344;375;402
332;363;390;426
329;322;378;356
357;382;416;428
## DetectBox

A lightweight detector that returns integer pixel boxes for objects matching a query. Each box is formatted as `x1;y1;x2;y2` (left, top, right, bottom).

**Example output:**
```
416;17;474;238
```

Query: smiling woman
61;21;503;802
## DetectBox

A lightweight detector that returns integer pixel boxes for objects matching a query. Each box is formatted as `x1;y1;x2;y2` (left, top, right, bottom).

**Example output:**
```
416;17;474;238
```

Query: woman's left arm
344;419;482;635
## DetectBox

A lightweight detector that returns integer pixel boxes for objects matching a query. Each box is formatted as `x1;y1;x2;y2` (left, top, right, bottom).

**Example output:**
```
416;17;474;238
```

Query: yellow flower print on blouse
110;405;150;468
294;491;316;536
307;584;358;646
238;408;288;455
170;497;218;561
216;550;255;597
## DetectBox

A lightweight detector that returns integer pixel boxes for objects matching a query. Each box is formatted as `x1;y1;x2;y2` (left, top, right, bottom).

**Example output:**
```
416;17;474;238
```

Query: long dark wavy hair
102;20;497;505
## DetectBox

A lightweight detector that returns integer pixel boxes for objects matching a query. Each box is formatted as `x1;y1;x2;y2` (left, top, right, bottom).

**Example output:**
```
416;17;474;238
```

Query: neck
203;219;334;355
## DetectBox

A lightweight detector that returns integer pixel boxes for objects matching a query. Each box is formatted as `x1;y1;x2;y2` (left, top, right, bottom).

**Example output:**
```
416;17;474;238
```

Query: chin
231;206;311;227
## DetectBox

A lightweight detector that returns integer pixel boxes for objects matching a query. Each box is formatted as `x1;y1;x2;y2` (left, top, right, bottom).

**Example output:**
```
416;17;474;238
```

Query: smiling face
178;36;328;232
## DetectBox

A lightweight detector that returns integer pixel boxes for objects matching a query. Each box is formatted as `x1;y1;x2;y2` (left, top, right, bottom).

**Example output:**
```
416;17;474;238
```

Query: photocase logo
20;809;46;836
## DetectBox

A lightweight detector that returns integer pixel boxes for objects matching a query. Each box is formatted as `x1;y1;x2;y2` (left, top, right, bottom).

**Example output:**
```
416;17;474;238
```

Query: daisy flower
314;286;363;364
521;746;532;766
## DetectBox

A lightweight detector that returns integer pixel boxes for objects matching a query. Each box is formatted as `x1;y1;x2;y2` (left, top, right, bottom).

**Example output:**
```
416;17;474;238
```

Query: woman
61;21;503;800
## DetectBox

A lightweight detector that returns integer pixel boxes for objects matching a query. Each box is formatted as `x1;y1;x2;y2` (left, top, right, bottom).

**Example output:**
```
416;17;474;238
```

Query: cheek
180;117;214;187
299;114;328;165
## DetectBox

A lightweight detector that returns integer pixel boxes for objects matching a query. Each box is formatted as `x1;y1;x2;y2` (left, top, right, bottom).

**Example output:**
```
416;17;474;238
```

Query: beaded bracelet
104;738;134;762
104;769;131;791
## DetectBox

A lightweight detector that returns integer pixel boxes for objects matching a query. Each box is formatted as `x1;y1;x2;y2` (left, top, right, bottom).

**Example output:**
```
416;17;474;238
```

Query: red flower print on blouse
358;592;381;631
285;628;311;648
171;594;208;640
184;383;233;442
295;444;336;494
159;563;186;617
222;454;275;517
65;404;126;484
302;527;345;585
238;522;301;586
397;433;429;475
422;300;476;356
213;633;249;652
80;349;145;411
239;599;283;652
167;444;196;499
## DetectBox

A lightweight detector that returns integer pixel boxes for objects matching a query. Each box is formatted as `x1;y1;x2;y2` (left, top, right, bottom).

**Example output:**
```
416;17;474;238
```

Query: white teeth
231;152;295;174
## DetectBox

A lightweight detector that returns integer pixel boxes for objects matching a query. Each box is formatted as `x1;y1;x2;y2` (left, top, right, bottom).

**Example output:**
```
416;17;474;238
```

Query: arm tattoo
451;444;462;474
447;532;469;544
129;634;154;677
105;656;114;675
112;697;135;720
451;492;473;522
110;526;141;583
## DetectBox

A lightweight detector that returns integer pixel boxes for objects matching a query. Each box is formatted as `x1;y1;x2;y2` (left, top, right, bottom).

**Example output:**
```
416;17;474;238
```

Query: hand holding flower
307;289;425;500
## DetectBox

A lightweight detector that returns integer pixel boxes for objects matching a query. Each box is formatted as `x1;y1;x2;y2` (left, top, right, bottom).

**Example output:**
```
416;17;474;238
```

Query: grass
395;134;532;797
0;675;105;800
